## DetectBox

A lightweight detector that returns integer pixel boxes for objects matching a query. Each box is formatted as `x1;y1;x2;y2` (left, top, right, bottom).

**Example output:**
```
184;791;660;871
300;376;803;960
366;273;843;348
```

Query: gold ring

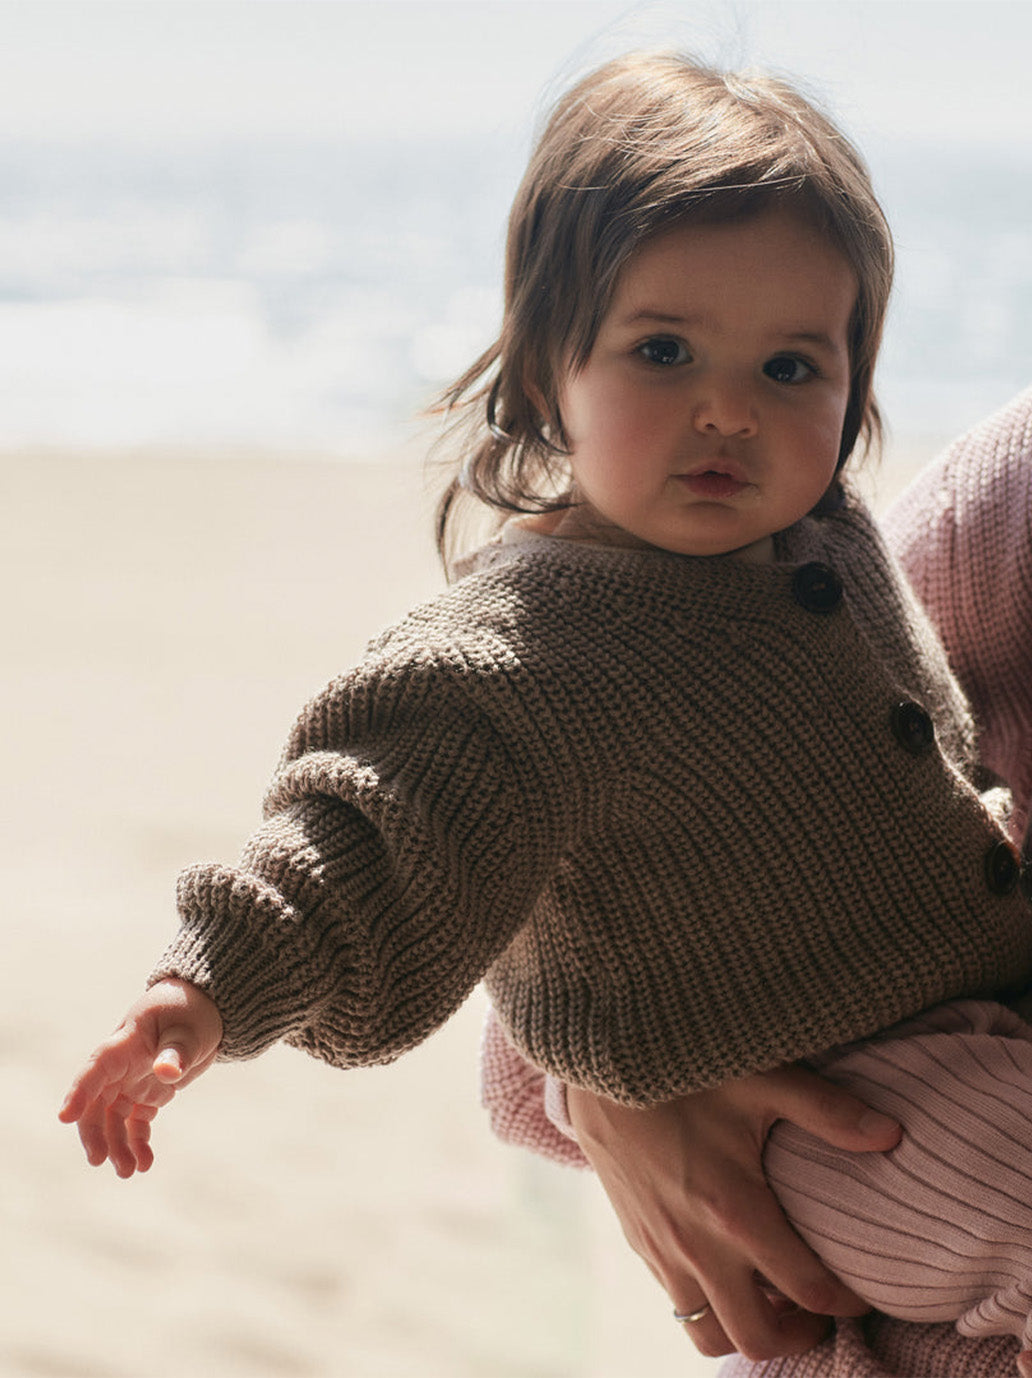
673;1303;712;1324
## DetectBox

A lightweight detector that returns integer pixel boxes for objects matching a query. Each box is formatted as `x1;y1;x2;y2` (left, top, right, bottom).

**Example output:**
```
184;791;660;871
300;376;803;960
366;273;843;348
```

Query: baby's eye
637;336;689;367
763;355;814;385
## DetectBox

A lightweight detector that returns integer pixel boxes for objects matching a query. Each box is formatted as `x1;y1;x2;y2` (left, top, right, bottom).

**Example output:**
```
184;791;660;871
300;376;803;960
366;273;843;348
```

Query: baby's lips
681;455;749;484
677;470;749;499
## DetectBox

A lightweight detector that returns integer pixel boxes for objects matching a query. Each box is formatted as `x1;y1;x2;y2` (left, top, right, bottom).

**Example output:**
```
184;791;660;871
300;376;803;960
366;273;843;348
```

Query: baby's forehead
619;208;852;275
602;211;857;338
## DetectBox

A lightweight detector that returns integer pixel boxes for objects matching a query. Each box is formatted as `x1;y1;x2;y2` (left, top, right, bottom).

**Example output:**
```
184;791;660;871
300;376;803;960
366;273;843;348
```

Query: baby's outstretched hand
59;978;223;1177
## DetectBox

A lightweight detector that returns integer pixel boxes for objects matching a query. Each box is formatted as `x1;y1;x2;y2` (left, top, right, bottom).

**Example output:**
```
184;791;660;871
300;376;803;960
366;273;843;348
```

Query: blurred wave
0;135;1028;452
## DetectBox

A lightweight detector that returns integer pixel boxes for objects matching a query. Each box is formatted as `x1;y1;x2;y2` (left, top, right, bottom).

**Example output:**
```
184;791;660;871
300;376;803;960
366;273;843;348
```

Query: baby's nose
691;382;757;437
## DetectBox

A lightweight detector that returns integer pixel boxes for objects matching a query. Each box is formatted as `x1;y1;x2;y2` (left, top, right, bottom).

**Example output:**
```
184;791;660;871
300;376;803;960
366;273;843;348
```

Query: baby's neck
519;506;775;564
734;534;776;564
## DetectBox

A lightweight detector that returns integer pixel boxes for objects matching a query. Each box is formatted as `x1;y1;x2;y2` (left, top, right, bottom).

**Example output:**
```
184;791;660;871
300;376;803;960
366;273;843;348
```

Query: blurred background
3;3;1030;1376
2;0;1031;455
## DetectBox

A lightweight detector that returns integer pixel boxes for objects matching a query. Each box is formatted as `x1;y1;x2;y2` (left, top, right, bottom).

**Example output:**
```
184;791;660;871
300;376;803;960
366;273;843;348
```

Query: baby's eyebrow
620;309;694;326
784;330;840;351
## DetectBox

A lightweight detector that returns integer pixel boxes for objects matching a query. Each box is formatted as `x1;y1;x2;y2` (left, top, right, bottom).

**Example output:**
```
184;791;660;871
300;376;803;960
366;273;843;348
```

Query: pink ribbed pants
757;998;1032;1369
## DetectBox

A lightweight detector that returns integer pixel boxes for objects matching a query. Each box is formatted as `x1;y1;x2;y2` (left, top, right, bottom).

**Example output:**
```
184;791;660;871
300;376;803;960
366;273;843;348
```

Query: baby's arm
61;644;549;1174
58;978;223;1177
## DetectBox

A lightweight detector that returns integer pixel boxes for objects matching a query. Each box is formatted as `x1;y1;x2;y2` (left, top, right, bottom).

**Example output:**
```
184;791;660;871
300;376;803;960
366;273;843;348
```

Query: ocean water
0;135;1029;454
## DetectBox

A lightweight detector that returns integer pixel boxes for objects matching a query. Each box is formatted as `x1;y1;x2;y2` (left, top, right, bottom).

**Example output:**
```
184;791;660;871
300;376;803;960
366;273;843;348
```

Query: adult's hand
567;1065;901;1362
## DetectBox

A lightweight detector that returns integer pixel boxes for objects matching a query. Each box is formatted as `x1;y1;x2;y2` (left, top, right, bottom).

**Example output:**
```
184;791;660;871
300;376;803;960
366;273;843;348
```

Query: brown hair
436;51;894;559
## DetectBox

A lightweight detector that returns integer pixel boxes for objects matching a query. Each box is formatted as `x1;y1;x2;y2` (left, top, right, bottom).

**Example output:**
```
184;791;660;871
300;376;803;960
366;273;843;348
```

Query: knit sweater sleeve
882;386;1032;844
152;631;559;1065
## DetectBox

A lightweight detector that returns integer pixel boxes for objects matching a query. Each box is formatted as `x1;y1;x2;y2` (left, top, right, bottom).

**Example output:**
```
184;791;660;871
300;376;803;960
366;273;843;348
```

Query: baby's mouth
677;467;750;499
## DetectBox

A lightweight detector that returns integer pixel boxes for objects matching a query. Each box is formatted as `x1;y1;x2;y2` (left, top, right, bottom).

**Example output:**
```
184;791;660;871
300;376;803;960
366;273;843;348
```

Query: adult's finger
758;1065;900;1152
670;1294;734;1358
668;1254;836;1361
706;1177;870;1321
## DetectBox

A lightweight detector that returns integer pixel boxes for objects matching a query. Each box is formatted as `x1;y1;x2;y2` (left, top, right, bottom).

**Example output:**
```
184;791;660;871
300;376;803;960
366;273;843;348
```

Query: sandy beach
3;437;943;1378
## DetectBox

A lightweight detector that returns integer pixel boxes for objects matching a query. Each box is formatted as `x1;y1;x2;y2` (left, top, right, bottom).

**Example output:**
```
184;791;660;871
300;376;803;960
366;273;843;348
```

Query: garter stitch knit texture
154;486;1032;1108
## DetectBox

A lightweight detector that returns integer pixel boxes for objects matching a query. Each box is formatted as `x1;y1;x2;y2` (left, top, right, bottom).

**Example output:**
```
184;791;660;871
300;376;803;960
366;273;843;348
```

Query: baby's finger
126;1105;158;1174
104;1097;142;1179
59;1061;113;1124
75;1098;114;1168
151;1015;218;1087
59;1033;138;1122
153;1046;186;1082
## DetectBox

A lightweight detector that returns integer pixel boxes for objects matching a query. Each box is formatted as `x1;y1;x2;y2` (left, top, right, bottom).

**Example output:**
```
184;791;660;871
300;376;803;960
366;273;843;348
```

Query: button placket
890;701;936;756
791;562;843;614
985;840;1021;897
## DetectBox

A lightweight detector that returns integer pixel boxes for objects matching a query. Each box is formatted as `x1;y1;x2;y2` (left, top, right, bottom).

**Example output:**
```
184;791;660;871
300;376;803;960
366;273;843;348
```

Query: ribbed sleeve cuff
148;862;323;1061
543;1075;579;1144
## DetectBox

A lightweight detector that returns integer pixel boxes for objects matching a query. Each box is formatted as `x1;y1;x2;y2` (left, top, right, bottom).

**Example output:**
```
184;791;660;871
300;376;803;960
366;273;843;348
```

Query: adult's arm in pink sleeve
882;385;1032;846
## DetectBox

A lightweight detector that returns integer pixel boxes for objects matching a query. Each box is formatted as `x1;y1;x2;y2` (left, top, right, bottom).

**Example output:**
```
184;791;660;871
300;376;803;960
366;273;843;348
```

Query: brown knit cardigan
153;488;1032;1104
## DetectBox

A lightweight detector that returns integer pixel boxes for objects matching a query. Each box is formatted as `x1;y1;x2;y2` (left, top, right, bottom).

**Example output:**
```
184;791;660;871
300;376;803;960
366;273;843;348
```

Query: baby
61;51;1032;1369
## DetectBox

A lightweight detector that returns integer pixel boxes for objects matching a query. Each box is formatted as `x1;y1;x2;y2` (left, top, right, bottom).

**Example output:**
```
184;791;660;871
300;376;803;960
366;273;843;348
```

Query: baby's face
557;208;857;557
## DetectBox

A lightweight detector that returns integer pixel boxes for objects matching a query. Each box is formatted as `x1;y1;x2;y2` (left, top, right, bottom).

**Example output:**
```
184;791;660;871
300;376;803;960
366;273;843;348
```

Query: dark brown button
791;562;843;614
890;701;935;755
985;840;1021;896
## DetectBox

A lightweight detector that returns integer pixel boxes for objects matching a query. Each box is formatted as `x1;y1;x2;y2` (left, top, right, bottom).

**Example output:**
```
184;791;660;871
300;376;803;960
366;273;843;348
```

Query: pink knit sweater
883;386;1032;852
